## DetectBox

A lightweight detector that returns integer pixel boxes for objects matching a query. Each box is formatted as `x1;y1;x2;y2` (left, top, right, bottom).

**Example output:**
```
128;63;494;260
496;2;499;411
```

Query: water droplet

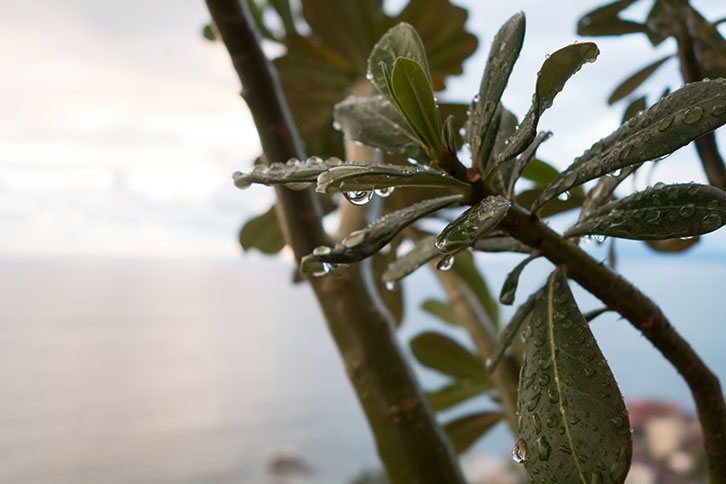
385;281;397;291
564;376;574;386
682;106;704;125
702;213;722;231
374;186;395;198
511;440;527;464
546;414;558;428
658;116;674;131
343;230;366;248
591;471;603;484
609;447;629;482
308;155;323;164
436;254;454;271
527;392;542;411
344;190;373;206
538;374;550;386
711;105;726;117
679;204;696;218
532;414;542;434
584;367;595;378
458;127;466;137
536;436;551;461
332;120;342;131
558;191;571;202
592;234;606;244
366;71;373;80
706;199;719;210
313;246;332;257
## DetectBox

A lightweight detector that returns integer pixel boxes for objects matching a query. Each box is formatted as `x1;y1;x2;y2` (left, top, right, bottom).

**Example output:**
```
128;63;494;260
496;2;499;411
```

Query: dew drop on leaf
701;213;722;231
385;281;396;291
679;204;696;218
436;254;454;271
537;436;551;461
511;440;527;464
657;116;674;131
344;190;373;206
682;106;704;125
558;191;570;202
374;186;395;198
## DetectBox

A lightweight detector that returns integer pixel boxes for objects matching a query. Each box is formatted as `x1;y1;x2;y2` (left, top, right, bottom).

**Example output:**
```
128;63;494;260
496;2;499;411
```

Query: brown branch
499;203;726;482
204;1;466;482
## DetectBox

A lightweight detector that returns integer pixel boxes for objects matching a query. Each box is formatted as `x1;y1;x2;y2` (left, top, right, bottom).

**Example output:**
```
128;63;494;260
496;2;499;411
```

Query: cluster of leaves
232;8;726;483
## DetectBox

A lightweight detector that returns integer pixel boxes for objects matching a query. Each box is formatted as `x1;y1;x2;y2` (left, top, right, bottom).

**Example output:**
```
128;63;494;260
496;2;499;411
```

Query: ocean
0;252;723;483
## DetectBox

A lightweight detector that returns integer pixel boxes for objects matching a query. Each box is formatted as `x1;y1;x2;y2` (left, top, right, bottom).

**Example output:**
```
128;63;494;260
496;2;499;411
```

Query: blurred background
1;0;724;482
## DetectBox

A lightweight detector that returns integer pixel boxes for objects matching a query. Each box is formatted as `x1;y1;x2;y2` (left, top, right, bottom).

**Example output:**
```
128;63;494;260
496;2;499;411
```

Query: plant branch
205;1;465;481
499;202;726;482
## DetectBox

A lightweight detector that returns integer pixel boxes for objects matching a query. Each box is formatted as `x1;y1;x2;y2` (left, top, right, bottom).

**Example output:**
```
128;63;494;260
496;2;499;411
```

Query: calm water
0;253;723;483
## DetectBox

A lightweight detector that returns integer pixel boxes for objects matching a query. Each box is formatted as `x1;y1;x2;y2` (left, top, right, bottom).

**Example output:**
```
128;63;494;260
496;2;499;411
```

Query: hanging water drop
344;190;373;206
375;186;395;198
385;281;397;291
366;71;373;80
511;440;527;464
436;254;454;271
332;120;342;131
558;191;570;202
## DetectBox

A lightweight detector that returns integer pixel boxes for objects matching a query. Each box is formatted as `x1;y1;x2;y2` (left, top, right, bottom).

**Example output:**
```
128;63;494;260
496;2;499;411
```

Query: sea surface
0;252;724;483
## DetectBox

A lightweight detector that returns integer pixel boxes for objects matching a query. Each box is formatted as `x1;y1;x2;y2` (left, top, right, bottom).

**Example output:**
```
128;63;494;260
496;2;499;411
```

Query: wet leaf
307;194;462;264
565;183;726;240
466;12;526;172
444;412;503;454
520;158;560;187
427;381;492;411
202;23;216;41
622;96;646;123
608;55;673;105
578;164;641;222
234;157;342;190
393;0;478;91
410;331;487;381
333;95;430;162
517;268;631;483
239;206;286;254
488;107;519;193
490;43;599;175
382;236;439;284
499;254;540;305
518;186;585;218
507;131;553;197
577;0;646;37
442;114;457;153
422;299;460;326
316;162;469;194
534;79;726;210
391;57;443;153
436;195;511;254
450;250;499;326
644;236;700;253
368;23;431;105
486;290;538;373
473;234;532;254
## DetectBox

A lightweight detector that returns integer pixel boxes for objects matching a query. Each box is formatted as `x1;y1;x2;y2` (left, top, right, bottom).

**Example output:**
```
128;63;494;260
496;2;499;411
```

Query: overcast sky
1;0;723;257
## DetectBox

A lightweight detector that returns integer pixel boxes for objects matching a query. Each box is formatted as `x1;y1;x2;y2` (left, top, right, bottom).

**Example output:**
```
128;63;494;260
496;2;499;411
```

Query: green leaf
307;194;463;264
577;0;647;37
202;23;216;42
473;234;532;254
372;250;404;325
450;250;499;327
467;12;526;173
506;131;553;197
382;236;439;284
534;79;726;210
427;381;492;411
444;412;503;454
368;23;431;104
435;195;511;254
486;290;538;373
622;96;647;123
315;162;469;194
520;158;560;187
333;95;430;162
578;164;641;222
442;114;457;153
393;0;478;91
490;43;599;176
422;299;460;326
234;157;342;190
391;57;443;154
518;186;585;218
239;206;286;254
565;183;726;240
488;107;519;193
410;331;487;381
499;254;540;305
608;55;673;105
517;268;632;483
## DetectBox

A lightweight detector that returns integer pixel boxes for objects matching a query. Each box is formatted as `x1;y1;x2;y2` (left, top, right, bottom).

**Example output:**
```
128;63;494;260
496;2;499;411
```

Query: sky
1;0;724;257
